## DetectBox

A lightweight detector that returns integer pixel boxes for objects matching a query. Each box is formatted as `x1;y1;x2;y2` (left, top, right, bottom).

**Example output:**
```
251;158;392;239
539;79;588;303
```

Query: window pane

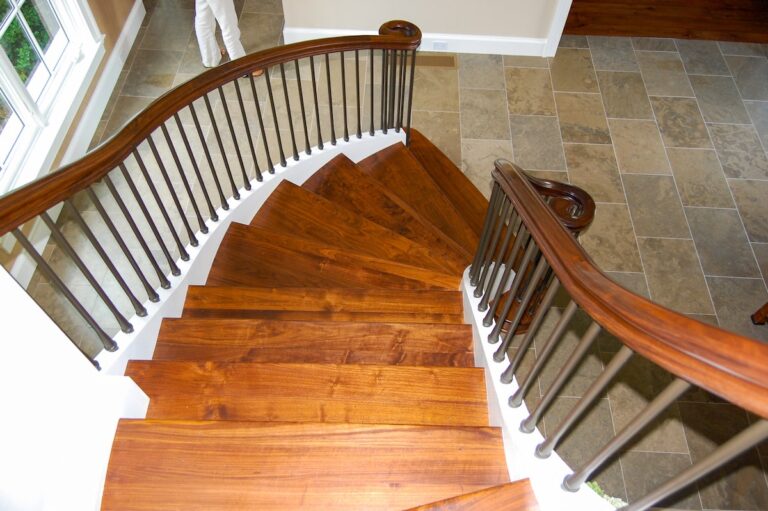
1;16;43;83
0;91;24;167
20;0;59;53
0;0;12;26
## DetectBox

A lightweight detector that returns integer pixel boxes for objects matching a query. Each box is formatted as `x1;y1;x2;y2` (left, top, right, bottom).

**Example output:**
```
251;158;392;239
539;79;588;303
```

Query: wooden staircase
101;130;538;510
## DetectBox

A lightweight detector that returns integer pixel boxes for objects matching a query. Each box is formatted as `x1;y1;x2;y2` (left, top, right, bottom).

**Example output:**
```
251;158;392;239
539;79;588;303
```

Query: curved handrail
493;159;768;419
0;20;422;236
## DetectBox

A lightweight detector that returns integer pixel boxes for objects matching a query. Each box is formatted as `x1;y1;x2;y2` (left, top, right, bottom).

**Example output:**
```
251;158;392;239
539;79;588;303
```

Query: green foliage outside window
1;2;52;83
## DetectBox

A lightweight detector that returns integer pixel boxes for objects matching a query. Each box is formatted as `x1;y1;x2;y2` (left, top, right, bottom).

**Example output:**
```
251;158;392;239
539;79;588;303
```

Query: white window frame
0;0;104;194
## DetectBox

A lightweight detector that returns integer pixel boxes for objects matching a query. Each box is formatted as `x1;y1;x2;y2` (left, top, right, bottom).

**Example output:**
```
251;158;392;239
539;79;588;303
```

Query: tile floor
5;1;768;509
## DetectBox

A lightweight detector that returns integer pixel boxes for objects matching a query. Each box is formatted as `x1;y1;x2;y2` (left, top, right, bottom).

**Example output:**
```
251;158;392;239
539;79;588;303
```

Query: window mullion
0;50;44;126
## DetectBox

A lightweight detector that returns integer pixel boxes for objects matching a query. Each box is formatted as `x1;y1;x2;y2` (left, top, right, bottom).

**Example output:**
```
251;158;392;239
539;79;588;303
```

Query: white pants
195;0;246;67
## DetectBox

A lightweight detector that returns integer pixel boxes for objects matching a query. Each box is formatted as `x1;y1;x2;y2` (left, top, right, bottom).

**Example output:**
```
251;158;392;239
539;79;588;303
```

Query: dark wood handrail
0;20;422;236
493;159;768;419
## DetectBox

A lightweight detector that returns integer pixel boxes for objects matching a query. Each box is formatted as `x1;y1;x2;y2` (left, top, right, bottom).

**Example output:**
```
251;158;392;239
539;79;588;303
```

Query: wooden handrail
0;20;421;236
493;159;768;419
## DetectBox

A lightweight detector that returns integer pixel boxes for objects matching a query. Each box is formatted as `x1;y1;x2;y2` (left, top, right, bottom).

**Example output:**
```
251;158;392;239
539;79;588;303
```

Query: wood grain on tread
127;362;489;425
155;319;473;360
207;223;459;290
302;154;469;272
182;286;465;324
405;481;539;511
102;421;509;511
408;129;488;237
358;143;480;254
249;180;454;274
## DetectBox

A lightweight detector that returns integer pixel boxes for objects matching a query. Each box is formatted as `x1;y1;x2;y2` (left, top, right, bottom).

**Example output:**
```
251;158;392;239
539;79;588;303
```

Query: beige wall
88;0;135;51
283;0;559;39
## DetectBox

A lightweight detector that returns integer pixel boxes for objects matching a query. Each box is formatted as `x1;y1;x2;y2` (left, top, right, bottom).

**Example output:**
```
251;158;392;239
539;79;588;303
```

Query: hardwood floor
565;0;768;43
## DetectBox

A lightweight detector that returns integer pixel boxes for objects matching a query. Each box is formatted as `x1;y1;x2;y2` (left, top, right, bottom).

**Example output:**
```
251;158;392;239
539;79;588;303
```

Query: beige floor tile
686;207;760;278
588;36;638;72
504;67;556;116
412;66;459;112
637;237;714;314
558;35;589;49
631;37;676;52
140;5;194;52
609;119;670;174
555;92;611;144
564;143;625;203
726;56;768;101
525;170;568;183
708;277;768;343
729;179;768;243
503;55;548;68
239;12;283;53
103;96;155;139
549;48;599;93
744;100;768;147
508;115;565;170
623;174;689;238
459;54;504;89
597;71;653;120
460;89;510;139
636;51;694;97
689;75;750;124
580;203;643;272
606;271;650;298
667;148;733;208
718;41;766;57
122;49;184;98
411;110;461;165
620;451;702;509
243;0;284;14
650;97;711;149
675;39;730;75
752;243;768;286
709;124;768;180
460;139;513;198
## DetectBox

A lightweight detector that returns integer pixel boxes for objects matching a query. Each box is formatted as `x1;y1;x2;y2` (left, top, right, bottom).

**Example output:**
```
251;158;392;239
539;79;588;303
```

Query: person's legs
195;0;221;67
207;0;246;61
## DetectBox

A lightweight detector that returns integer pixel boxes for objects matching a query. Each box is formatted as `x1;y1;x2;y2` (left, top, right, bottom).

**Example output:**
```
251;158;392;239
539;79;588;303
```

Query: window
0;0;102;192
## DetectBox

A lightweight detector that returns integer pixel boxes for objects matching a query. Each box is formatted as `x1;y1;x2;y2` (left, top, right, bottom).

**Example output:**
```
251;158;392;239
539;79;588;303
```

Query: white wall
283;0;572;56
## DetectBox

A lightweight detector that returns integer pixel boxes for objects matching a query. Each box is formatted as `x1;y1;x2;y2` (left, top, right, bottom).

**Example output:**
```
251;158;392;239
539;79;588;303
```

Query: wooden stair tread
404;481;539;511
207;223;458;290
358;143;480;254
302;154;469;272
127;361;489;425
182;286;465;323
407;129;489;237
103;421;510;511
249;180;454;274
155;318;474;363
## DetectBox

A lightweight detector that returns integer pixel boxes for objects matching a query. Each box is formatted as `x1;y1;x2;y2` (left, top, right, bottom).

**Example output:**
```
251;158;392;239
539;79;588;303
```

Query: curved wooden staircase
100;130;539;510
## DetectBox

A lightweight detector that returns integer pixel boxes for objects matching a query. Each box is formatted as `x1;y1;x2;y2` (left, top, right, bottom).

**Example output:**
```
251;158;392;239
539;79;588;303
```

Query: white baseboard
61;0;146;165
284;26;549;57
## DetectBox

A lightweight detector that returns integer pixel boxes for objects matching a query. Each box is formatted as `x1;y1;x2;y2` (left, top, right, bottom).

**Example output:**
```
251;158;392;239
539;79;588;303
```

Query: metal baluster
537;346;634;458
478;209;520;310
563;378;692;491
279;63;300;161
622;420;768;511
501;278;562;382
86;187;160;300
102;176;173;286
264;70;287;167
494;255;551;363
233;79;263;182
405;48;417;145
188;103;229;210
117;165;181;276
355;50;362;138
340;52;349;141
487;240;538;346
481;220;526;321
40;212;133;333
217;87;251;189
520;321;602;432
145;136;198;247
388;49;397;128
397;49;407;131
508;300;578;404
369;49;375;136
293;59;312;155
132;150;190;261
325;53;336;145
12;228;117;354
380;49;387;133
161;123;209;232
63;200;147;317
203;95;241;197
309;56;324;150
470;183;502;284
473;200;511;299
247;74;276;173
